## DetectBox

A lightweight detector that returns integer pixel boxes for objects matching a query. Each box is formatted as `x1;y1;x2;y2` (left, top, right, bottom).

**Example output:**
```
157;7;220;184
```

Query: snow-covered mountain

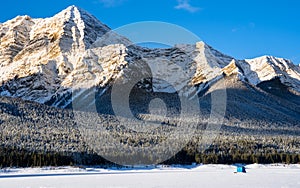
0;5;299;108
1;6;300;167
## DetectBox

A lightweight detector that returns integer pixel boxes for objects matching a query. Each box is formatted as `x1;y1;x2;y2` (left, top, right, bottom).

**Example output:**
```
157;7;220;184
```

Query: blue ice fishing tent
237;166;246;173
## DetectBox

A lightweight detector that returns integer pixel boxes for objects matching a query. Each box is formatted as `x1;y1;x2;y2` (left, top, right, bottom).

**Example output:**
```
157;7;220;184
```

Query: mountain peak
67;5;82;10
53;5;110;31
56;5;88;16
48;5;111;49
54;5;105;25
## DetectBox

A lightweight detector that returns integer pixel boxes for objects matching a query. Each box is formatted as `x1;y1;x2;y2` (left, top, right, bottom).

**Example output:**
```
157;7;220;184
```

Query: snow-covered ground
0;164;299;188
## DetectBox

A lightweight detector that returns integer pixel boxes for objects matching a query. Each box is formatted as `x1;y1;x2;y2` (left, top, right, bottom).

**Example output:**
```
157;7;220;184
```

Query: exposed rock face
0;16;34;66
0;5;299;108
222;60;239;77
0;6;115;104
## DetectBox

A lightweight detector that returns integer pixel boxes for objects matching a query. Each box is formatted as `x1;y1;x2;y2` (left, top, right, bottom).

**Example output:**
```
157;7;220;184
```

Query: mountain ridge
0;5;299;107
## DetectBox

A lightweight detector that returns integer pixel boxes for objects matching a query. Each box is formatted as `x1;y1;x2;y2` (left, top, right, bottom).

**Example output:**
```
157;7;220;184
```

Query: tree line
1;143;300;168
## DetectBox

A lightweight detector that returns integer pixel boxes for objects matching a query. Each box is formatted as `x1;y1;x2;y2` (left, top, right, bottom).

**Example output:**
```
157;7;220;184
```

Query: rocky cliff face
0;5;299;108
0;6;117;104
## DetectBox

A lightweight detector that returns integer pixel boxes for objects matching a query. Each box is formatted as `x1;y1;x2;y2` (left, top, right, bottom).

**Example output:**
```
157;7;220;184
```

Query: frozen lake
0;164;299;188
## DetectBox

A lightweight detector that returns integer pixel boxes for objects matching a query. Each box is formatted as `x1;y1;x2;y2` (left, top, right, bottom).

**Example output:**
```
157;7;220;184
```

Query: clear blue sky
1;0;299;64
